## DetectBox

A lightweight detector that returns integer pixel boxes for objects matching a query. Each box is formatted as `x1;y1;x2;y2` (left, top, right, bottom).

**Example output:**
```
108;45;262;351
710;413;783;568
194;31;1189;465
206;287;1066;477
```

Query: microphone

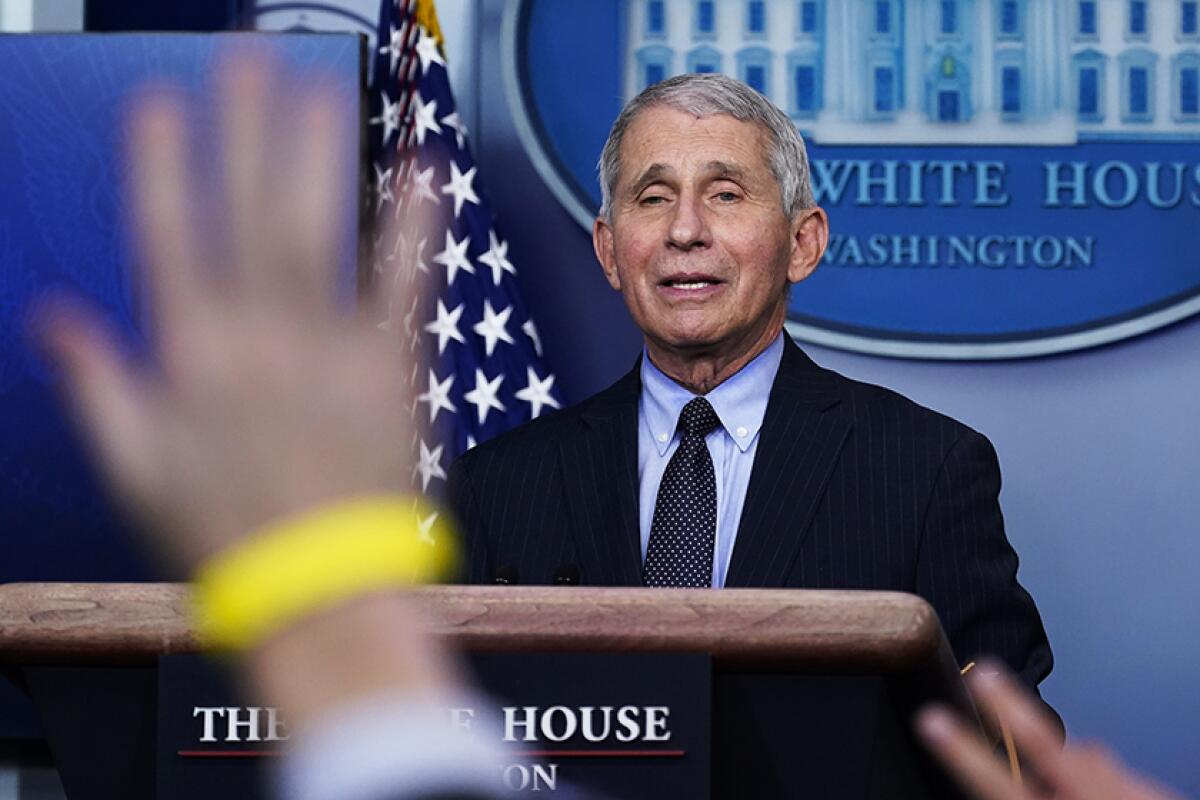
552;563;581;586
493;566;519;585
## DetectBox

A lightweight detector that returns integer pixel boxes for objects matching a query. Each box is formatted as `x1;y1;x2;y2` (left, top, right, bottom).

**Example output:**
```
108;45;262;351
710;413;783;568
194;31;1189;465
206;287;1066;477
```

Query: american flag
368;0;561;502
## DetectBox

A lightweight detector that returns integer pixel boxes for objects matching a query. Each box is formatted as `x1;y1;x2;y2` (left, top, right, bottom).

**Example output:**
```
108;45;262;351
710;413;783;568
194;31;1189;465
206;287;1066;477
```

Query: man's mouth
660;274;723;291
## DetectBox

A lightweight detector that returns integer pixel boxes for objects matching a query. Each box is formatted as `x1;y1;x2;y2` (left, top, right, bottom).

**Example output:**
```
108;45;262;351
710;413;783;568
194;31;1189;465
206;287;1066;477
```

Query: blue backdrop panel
0;32;362;734
0;32;363;583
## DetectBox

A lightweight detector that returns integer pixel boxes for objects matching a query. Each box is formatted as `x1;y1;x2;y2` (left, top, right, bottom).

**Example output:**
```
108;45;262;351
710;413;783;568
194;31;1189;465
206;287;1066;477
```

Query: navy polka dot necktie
643;397;721;588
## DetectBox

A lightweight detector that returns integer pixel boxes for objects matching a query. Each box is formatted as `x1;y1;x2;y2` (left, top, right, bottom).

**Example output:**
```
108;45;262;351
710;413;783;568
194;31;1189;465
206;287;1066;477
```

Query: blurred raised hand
36;56;423;570
33;54;461;736
918;660;1184;800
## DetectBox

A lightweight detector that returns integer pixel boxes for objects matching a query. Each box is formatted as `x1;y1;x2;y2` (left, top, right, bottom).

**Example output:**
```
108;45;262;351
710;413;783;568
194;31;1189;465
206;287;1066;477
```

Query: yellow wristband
192;495;457;651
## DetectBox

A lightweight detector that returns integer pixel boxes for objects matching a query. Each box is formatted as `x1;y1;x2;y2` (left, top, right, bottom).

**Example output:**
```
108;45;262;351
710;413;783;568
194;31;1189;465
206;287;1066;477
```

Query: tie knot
678;397;721;439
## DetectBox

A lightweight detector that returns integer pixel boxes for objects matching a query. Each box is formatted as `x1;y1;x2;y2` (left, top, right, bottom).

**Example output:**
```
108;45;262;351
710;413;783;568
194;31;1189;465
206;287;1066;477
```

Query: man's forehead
632;160;750;184
617;108;771;180
624;106;764;143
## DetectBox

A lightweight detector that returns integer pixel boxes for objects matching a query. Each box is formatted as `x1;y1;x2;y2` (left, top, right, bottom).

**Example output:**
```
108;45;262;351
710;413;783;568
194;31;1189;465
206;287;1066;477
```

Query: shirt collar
640;332;785;455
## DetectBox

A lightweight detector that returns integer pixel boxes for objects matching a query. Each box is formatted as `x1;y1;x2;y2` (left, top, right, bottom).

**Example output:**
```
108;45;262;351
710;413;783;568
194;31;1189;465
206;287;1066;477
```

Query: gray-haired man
450;74;1054;696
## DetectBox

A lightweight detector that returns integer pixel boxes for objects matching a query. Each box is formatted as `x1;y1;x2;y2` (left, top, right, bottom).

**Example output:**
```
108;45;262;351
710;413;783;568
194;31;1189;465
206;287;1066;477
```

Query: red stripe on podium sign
178;748;686;758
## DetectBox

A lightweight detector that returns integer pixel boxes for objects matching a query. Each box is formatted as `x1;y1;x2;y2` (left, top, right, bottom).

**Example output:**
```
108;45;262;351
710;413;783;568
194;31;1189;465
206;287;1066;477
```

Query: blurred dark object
85;0;246;32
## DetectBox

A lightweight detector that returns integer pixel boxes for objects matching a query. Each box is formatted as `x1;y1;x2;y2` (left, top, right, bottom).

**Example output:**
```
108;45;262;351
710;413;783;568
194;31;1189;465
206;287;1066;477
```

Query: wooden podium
0;583;975;799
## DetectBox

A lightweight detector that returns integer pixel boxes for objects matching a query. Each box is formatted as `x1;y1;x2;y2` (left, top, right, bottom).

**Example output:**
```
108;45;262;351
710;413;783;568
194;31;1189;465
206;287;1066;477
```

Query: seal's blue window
874;67;895;111
1000;0;1019;34
796;66;815;111
1130;67;1148;113
938;90;960;120
748;1;766;34
941;1;957;33
875;1;891;34
1079;68;1099;114
647;1;665;36
697;1;714;34
1002;67;1021;113
1074;50;1106;120
1182;67;1199;114
1129;0;1147;35
800;1;818;33
637;45;673;89
1079;1;1096;35
746;64;765;92
687;46;721;74
1184;1;1198;35
1120;49;1156;120
737;47;772;95
788;50;821;117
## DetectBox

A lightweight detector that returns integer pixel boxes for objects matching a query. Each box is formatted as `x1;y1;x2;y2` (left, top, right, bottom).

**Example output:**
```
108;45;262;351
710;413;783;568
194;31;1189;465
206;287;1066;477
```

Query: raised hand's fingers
218;56;272;293
966;666;1077;789
129;89;205;334
968;666;1181;800
282;83;348;312
360;169;439;330
916;705;1037;800
34;299;160;512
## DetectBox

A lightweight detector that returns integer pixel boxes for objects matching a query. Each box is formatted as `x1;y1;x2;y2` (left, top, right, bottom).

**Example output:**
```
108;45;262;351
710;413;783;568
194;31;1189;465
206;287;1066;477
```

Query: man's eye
640;195;667;205
714;191;739;202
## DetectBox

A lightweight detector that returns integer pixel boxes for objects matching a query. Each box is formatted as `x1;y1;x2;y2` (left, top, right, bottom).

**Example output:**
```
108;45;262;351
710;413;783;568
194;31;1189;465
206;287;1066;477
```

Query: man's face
593;106;826;369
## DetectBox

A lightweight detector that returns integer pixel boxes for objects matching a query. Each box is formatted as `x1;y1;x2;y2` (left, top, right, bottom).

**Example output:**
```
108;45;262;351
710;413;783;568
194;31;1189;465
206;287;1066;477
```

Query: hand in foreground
917;660;1183;800
36;55;458;731
36;56;418;571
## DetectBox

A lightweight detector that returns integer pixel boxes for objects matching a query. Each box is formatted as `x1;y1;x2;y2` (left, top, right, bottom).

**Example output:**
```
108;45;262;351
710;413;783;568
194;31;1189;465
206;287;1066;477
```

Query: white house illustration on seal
623;0;1200;143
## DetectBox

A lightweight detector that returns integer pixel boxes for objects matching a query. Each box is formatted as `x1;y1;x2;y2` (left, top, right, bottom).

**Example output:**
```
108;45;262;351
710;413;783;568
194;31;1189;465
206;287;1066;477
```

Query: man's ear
787;206;829;284
592;216;622;291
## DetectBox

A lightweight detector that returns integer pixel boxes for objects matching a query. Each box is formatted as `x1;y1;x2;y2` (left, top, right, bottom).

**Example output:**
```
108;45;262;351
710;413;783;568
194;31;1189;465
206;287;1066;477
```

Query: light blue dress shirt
637;333;785;588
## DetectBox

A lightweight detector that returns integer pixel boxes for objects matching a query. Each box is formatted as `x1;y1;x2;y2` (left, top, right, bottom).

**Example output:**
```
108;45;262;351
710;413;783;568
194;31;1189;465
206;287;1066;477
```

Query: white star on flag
441;111;467;149
463;368;506;424
374;164;395;211
424;299;465;354
522;318;544;357
367;2;562;502
416;439;447;492
410;164;440;206
417;510;439;545
432;229;474;285
371;91;402;143
472;299;514;357
440;161;479;217
477;230;516;285
515;367;561;418
414;30;446;74
411;92;442;145
417;369;456;422
379;24;404;76
393;229;428;275
400;294;420;341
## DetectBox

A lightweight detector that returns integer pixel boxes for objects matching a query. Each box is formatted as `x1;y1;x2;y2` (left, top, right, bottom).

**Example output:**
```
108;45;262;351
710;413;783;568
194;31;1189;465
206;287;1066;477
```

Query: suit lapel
559;366;644;585
725;338;852;587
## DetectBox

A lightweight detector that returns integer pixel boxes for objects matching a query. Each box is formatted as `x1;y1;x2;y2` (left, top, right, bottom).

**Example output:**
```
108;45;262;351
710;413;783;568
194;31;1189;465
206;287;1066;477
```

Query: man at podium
34;52;1183;800
449;73;1054;696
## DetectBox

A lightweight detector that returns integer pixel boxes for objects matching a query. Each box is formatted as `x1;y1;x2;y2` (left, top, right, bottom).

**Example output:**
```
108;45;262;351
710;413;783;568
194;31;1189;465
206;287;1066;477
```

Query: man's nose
666;194;709;250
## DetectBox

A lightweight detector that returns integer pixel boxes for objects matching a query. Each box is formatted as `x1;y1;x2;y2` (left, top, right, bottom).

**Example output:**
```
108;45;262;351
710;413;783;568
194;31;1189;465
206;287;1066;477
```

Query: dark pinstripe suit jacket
448;337;1053;691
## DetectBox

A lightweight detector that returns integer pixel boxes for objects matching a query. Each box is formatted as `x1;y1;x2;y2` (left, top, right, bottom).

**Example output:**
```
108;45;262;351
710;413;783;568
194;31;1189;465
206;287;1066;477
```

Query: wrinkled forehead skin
614;104;784;213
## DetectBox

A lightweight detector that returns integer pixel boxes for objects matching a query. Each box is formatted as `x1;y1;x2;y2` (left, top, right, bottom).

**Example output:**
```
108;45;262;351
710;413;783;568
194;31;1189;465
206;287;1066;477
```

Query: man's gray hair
597;73;816;221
